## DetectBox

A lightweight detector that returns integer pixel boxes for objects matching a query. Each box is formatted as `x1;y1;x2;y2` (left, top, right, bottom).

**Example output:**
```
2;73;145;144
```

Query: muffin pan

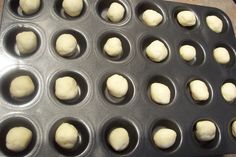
0;0;236;156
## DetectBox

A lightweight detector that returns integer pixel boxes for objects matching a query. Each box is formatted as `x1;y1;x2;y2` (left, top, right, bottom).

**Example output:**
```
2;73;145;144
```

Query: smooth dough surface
206;15;223;33
232;121;236;138
104;37;123;57
179;45;196;61
189;80;209;101
153;128;177;149
195;120;216;142
108;127;129;151
146;40;168;62
150;83;171;105
16;31;38;55
142;9;163;27
62;0;83;17
56;34;78;57
213;47;230;64
106;74;128;98
19;0;40;15
177;11;197;27
10;75;35;98
55;76;79;100
55;123;79;149
6;127;32;152
107;2;125;23
221;83;236;102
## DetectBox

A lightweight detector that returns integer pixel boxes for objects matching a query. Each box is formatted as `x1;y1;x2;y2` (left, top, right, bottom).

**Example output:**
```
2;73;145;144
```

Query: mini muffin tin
0;0;236;156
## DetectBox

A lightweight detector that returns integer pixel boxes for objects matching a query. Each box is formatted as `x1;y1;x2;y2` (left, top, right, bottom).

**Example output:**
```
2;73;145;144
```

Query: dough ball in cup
221;82;236;102
213;47;230;64
177;10;197;27
179;45;196;62
150;83;171;105
107;2;125;23
19;0;41;15
62;0;83;17
189;80;210;102
153;128;177;149
56;34;78;57
104;37;123;57
206;15;223;33
145;40;168;62
195;120;216;142
142;9;163;27
232;121;236;138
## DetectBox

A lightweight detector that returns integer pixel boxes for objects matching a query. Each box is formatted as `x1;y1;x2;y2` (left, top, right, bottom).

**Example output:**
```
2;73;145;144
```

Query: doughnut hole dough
104;37;123;57
221;83;236;102
107;2;125;23
16;31;38;55
189;80;210;101
142;9;163;27
10;75;35;98
177;11;197;27
55;123;79;149
153;128;177;149
108;127;129;151
62;0;83;17
195;120;216;142
56;34;78;57
206;15;223;33
55;76;79;100
6;127;32;152
232;121;236;138
106;74;128;98
150;83;171;105
19;0;41;15
146;40;168;62
179;45;196;61
213;47;230;64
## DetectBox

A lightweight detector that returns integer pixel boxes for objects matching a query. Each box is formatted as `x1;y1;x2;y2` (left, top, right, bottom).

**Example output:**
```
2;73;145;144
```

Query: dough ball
189;80;209;101
213;47;230;64
55;76;79;100
150;83;171;105
195;120;216;142
179;45;196;61
153;128;177;149
221;83;236;102
106;74;128;98
19;0;40;15
108;127;129;151
107;2;125;23
206;15;223;33
177;11;197;27
142;9;163;27
104;37;123;57
16;31;38;55
56;34;78;57
232;121;236;138
146;40;168;62
6;127;32;152
62;0;83;17
10;75;35;98
55;123;79;149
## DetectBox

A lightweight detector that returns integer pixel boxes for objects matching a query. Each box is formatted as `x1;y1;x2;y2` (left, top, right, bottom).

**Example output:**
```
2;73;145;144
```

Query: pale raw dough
16;31;38;55
213;47;230;64
206;15;223;33
62;0;83;17
221;83;236;102
179;45;196;61
146;40;168;62
108;127;129;151
153;128;177;149
10;75;35;98
189;80;209;101
56;34;78;57
104;37;123;57
142;9;163;27
107;2;125;23
55;76;79;100
150;83;171;105
106;74;128;98
6;127;32;152
55;123;79;149
19;0;40;15
232;121;236;138
195;120;216;142
177;11;197;27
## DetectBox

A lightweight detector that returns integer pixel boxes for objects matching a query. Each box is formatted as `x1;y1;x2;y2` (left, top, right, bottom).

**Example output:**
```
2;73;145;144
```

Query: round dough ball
146;40;168;62
55;123;79;149
150;83;171;105
10;75;35;98
55;76;79;100
206;15;223;33
107;2;125;23
6;127;32;152
213;47;230;64
195;120;216;142
56;34;78;57
142;9;163;27
106;74;128;98
108;127;129;151
189;80;209;101
104;37;123;57
62;0;83;17
177;11;197;27
153;128;177;149
19;0;40;15
221;82;236;102
179;45;196;61
232;121;236;138
16;31;38;55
